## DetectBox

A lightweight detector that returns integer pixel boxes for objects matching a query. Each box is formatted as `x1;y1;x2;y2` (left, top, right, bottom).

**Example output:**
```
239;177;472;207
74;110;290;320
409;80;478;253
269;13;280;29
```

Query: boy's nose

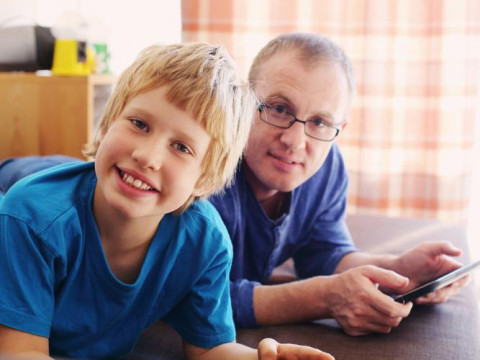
279;121;307;150
132;140;164;171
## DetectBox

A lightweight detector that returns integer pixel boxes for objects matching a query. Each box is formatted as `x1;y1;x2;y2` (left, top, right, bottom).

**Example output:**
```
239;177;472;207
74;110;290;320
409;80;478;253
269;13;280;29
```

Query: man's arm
253;266;412;335
251;241;468;336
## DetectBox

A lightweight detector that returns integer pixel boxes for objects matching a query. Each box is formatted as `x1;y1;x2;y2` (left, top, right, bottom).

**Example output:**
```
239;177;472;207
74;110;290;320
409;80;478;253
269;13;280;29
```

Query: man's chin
266;178;302;193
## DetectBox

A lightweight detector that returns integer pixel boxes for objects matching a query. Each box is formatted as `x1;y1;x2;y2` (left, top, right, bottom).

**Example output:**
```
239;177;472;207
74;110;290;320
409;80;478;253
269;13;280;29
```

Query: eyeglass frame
257;103;341;142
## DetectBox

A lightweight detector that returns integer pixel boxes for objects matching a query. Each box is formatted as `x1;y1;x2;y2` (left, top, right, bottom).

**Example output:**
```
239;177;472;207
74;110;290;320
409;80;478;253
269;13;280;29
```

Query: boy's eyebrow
124;106;154;119
125;106;205;146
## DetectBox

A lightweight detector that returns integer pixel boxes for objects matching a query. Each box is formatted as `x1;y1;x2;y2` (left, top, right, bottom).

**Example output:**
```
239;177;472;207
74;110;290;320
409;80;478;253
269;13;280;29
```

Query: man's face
244;50;350;199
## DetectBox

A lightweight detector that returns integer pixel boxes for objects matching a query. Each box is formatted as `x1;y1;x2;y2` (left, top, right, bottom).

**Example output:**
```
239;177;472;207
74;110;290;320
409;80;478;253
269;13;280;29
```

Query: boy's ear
98;127;108;142
192;183;215;197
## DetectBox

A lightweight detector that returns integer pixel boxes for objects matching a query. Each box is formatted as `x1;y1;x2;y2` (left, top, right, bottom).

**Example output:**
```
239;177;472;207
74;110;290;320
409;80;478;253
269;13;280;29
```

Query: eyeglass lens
260;106;338;141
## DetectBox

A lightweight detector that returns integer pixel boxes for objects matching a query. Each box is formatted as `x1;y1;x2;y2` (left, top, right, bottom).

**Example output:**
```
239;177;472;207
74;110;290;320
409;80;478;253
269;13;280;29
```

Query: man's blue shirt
209;142;357;328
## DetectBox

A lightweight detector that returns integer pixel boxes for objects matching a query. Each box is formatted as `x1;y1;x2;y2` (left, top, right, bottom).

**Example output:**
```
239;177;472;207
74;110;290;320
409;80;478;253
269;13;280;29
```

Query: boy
0;43;333;359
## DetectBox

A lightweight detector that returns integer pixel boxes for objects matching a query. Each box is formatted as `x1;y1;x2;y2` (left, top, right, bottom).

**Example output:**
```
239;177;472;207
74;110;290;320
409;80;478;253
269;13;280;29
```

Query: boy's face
94;86;211;220
244;51;349;199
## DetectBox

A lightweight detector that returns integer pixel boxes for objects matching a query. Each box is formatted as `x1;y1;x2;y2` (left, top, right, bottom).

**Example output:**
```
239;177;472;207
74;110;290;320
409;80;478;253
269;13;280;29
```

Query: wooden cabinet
0;72;114;159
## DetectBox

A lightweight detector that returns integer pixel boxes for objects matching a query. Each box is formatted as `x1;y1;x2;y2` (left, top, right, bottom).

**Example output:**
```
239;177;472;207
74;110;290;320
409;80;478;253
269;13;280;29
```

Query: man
208;32;468;335
0;33;469;336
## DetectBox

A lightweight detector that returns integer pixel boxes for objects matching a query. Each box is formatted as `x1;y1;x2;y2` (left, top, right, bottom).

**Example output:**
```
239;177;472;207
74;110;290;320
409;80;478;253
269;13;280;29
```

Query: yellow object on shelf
51;39;96;75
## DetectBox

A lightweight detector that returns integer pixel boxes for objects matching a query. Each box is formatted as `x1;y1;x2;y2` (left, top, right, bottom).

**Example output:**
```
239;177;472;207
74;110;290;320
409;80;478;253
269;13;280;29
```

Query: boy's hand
258;338;334;359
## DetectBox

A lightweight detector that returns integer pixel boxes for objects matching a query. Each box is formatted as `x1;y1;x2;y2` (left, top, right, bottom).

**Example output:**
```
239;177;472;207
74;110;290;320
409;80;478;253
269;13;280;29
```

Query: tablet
393;258;480;303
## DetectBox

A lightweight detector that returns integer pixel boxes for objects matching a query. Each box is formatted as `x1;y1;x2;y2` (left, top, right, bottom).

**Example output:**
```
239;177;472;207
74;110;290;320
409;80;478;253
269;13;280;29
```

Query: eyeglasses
258;104;341;142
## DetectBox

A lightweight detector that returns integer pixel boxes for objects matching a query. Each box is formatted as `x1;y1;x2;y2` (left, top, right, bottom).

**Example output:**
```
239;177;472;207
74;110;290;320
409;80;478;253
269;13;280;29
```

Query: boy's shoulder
178;199;232;250
185;199;226;227
1;161;96;232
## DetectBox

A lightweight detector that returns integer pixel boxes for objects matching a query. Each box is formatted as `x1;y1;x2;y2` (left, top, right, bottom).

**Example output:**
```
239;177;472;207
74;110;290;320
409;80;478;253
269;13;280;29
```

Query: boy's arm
183;339;334;360
0;324;51;359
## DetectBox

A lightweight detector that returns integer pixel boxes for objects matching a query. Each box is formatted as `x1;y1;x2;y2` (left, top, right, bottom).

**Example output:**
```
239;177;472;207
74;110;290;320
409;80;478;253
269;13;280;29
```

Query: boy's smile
115;166;158;197
118;166;158;191
93;86;211;223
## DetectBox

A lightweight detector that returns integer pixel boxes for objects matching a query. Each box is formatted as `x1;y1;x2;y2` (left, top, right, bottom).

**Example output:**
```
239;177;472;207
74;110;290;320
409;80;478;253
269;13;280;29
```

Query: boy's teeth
122;172;153;190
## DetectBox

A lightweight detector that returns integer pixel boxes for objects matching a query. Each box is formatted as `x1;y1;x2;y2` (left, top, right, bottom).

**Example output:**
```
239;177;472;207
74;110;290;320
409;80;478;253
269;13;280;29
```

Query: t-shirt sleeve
229;278;260;328
164;223;236;349
0;215;56;337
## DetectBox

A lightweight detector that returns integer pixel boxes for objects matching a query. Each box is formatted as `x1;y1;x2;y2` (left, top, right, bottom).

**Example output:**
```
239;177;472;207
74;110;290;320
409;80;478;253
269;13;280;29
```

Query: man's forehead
255;55;339;88
254;59;332;98
253;54;350;124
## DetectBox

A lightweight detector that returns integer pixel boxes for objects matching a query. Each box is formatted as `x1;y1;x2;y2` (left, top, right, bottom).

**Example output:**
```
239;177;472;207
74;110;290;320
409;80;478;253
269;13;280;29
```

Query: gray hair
249;32;355;101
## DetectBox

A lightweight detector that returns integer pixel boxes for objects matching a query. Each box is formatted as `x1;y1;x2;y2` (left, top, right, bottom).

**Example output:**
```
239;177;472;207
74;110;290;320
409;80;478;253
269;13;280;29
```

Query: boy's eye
173;143;192;155
131;119;148;131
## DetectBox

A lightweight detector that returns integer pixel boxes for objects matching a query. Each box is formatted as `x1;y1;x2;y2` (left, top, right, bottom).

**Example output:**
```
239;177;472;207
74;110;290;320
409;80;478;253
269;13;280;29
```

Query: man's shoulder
303;143;347;185
292;143;348;213
208;166;246;205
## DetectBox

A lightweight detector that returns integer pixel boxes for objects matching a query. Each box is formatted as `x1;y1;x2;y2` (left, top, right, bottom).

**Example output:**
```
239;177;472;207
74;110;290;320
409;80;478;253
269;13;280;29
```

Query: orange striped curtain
182;0;480;222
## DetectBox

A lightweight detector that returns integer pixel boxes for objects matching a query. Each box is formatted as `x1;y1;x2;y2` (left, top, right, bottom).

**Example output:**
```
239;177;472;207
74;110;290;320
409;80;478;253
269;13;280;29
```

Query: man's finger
426;241;462;257
362;266;409;292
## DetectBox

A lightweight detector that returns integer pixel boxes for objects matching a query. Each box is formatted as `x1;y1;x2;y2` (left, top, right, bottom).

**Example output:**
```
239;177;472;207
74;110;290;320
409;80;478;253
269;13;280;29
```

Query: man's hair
84;43;257;213
249;32;355;102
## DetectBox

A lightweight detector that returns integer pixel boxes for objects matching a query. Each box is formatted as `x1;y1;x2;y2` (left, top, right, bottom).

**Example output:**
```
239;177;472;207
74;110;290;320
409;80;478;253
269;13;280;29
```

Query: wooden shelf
0;72;115;159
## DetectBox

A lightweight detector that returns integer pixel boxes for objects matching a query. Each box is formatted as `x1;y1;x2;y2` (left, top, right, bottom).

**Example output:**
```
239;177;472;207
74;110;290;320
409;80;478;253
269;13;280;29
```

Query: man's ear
341;120;348;130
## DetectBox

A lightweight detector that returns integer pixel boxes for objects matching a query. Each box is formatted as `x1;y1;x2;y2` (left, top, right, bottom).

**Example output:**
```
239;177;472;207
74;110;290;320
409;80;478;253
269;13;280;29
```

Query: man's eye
273;105;288;115
131;119;148;131
173;143;191;154
310;118;326;128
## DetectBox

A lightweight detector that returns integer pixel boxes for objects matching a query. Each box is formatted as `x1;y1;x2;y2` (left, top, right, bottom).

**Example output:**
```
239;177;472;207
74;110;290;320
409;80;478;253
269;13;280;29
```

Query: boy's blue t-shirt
0;162;235;359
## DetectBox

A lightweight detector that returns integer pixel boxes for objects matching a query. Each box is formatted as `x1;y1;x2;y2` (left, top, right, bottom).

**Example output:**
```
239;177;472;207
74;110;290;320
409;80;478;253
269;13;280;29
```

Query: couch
126;214;480;360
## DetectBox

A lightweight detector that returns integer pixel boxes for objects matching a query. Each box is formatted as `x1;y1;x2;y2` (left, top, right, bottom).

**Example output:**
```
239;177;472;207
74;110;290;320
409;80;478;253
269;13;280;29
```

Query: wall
0;0;182;74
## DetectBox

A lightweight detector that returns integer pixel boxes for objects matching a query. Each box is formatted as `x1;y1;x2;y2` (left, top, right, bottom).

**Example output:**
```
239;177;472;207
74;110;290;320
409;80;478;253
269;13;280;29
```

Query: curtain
182;0;480;222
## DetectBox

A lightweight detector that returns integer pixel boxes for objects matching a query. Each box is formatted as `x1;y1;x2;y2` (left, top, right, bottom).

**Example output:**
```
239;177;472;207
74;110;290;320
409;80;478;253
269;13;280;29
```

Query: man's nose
279;121;307;150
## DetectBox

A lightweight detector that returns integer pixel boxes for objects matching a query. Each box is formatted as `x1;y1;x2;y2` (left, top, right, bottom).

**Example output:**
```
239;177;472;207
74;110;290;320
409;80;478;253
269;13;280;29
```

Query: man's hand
258;338;334;360
254;265;412;335
322;265;413;336
392;241;468;304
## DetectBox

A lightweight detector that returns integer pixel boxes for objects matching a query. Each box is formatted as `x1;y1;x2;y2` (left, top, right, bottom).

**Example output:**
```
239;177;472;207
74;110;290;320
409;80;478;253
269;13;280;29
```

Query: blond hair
249;32;355;102
84;43;257;213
